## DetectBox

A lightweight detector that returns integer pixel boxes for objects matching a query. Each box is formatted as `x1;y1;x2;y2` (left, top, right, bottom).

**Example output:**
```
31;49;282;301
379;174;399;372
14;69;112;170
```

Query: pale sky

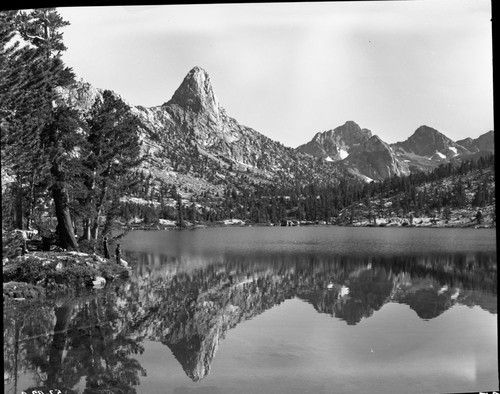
56;1;493;148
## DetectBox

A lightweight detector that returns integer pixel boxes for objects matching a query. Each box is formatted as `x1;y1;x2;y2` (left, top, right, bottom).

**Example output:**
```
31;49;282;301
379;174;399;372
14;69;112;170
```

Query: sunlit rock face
168;66;221;116
342;135;410;181
296;120;372;161
158;66;298;171
55;79;103;113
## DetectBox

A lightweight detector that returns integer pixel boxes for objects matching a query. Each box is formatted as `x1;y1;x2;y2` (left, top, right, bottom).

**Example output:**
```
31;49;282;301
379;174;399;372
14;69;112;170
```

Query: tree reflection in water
4;290;146;394
3;250;496;390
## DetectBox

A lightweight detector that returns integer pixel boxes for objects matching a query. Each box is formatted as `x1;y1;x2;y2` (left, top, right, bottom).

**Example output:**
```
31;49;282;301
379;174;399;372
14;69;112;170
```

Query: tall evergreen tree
79;90;142;239
1;8;78;249
1;10;51;230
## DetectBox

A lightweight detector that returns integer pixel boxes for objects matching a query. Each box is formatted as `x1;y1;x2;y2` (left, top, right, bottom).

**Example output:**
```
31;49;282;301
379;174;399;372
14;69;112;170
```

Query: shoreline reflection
4;250;497;390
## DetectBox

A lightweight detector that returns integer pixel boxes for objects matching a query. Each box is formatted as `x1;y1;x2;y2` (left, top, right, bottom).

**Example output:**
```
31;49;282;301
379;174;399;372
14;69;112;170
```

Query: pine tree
79;90;142;239
1;9;79;249
40;106;84;249
1;10;51;230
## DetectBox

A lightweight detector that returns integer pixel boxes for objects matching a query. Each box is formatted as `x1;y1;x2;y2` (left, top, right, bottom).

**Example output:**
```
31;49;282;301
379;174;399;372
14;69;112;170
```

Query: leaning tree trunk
90;178;109;240
51;161;78;250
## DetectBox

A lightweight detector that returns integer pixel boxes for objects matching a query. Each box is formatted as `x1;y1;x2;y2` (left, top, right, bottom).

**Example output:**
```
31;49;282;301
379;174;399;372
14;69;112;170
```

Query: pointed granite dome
167;66;220;114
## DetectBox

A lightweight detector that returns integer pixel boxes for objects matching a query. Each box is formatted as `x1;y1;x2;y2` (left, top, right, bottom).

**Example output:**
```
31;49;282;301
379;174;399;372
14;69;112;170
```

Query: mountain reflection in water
3;250;497;392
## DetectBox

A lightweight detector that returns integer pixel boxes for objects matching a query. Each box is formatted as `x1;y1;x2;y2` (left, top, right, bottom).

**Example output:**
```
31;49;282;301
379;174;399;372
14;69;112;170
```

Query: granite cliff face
342;135;410;181
55;80;103;113
168;66;221;115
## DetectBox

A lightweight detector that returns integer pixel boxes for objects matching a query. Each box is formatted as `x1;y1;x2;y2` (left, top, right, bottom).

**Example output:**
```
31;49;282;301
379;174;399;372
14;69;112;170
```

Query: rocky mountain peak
167;66;220;114
411;125;454;147
414;125;440;137
456;130;494;153
341;120;365;133
408;125;444;148
297;120;372;161
355;135;392;155
471;130;494;152
364;134;384;149
394;125;467;159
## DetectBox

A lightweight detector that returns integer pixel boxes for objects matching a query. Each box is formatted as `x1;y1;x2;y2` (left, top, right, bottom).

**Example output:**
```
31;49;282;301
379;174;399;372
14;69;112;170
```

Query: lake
3;226;498;394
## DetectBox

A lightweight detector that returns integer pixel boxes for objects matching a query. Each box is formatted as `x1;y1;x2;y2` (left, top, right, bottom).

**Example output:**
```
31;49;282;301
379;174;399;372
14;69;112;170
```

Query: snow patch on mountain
339;149;349;160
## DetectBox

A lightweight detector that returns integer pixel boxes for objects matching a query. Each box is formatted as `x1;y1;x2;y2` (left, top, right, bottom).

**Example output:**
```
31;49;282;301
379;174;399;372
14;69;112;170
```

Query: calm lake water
4;227;498;394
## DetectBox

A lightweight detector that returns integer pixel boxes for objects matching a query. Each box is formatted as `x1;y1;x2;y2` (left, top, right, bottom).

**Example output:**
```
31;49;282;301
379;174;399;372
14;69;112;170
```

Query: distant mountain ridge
393;125;469;158
298;121;494;180
456;130;495;153
59;66;494;189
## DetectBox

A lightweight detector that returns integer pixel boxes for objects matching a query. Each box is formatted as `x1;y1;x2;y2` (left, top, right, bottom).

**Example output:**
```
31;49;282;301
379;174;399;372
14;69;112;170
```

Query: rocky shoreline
2;230;130;301
119;213;495;231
